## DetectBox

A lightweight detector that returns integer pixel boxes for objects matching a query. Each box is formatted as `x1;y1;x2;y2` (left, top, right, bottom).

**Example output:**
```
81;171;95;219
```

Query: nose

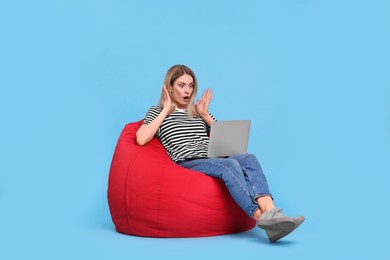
184;86;191;94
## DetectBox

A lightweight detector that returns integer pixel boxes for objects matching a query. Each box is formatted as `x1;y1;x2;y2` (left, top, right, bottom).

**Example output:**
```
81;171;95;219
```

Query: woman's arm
199;113;214;127
136;85;174;146
136;109;169;145
196;88;215;126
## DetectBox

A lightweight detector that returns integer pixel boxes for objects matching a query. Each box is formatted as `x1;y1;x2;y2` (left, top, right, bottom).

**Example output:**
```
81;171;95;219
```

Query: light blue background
1;0;389;259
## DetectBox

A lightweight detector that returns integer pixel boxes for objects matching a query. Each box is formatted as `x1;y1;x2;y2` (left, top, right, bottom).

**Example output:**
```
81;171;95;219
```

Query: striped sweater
142;106;215;163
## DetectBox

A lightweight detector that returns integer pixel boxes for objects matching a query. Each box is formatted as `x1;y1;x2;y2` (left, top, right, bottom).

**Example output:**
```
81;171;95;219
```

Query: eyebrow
178;81;194;85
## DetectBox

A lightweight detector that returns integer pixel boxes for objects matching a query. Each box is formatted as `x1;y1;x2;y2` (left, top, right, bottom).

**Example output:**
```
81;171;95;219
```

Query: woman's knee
233;153;258;164
248;153;262;164
246;153;257;160
220;158;241;169
211;158;241;176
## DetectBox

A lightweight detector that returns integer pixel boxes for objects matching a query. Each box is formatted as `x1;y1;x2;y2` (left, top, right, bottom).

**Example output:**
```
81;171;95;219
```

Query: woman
136;64;304;242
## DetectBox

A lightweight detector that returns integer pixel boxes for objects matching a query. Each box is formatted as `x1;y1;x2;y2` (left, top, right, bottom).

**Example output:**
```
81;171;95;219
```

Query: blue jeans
178;153;272;218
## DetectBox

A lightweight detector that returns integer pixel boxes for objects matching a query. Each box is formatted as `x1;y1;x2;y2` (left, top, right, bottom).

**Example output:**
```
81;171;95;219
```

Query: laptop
207;120;251;158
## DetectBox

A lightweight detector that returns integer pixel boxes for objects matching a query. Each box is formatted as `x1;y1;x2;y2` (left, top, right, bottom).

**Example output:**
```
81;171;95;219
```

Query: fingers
162;84;170;101
201;88;213;104
195;89;213;116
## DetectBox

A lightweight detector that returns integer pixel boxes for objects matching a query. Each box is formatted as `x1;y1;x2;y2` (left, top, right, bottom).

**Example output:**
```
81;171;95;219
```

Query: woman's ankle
252;209;262;221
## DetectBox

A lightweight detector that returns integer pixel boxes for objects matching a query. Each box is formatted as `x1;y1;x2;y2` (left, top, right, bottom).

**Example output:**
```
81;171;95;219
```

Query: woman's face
169;73;194;109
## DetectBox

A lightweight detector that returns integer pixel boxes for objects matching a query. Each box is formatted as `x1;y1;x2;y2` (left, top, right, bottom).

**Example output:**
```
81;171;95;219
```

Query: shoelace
271;208;283;218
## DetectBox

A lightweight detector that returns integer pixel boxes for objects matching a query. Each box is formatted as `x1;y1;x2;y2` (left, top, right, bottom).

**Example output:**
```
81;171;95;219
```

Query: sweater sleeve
142;106;162;125
206;112;216;133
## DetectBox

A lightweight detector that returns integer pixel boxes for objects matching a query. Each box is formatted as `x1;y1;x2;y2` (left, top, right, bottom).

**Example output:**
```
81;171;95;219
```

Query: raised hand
162;84;175;115
196;88;213;117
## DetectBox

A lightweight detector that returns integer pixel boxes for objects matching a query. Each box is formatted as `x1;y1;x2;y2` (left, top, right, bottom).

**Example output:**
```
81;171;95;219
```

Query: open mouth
183;96;190;101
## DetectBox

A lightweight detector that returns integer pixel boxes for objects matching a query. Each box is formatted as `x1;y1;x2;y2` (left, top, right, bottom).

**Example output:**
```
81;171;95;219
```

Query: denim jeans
178;153;272;218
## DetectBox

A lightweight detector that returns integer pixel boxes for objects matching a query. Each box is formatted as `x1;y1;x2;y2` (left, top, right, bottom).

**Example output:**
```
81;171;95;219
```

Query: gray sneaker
265;216;305;242
256;208;303;231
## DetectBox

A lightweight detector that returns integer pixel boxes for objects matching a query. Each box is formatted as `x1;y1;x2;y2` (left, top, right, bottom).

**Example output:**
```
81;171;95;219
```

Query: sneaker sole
266;216;305;242
256;217;297;231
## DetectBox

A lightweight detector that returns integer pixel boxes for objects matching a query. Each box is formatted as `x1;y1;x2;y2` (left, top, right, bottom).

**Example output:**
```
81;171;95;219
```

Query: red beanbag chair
107;121;255;237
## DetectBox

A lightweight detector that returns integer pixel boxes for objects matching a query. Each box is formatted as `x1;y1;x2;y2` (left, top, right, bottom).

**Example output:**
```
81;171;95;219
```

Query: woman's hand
196;88;213;117
162;84;175;115
136;85;174;146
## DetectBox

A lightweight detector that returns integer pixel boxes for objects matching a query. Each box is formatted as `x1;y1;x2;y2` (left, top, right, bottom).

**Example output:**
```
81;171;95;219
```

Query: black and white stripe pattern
143;106;215;162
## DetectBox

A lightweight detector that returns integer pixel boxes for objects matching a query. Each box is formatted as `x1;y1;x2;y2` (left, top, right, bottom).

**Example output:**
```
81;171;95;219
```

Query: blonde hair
158;64;199;117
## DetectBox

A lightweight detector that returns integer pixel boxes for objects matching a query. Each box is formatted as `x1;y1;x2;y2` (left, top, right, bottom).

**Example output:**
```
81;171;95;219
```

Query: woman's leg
179;156;305;242
228;154;305;242
179;158;259;219
228;154;274;212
